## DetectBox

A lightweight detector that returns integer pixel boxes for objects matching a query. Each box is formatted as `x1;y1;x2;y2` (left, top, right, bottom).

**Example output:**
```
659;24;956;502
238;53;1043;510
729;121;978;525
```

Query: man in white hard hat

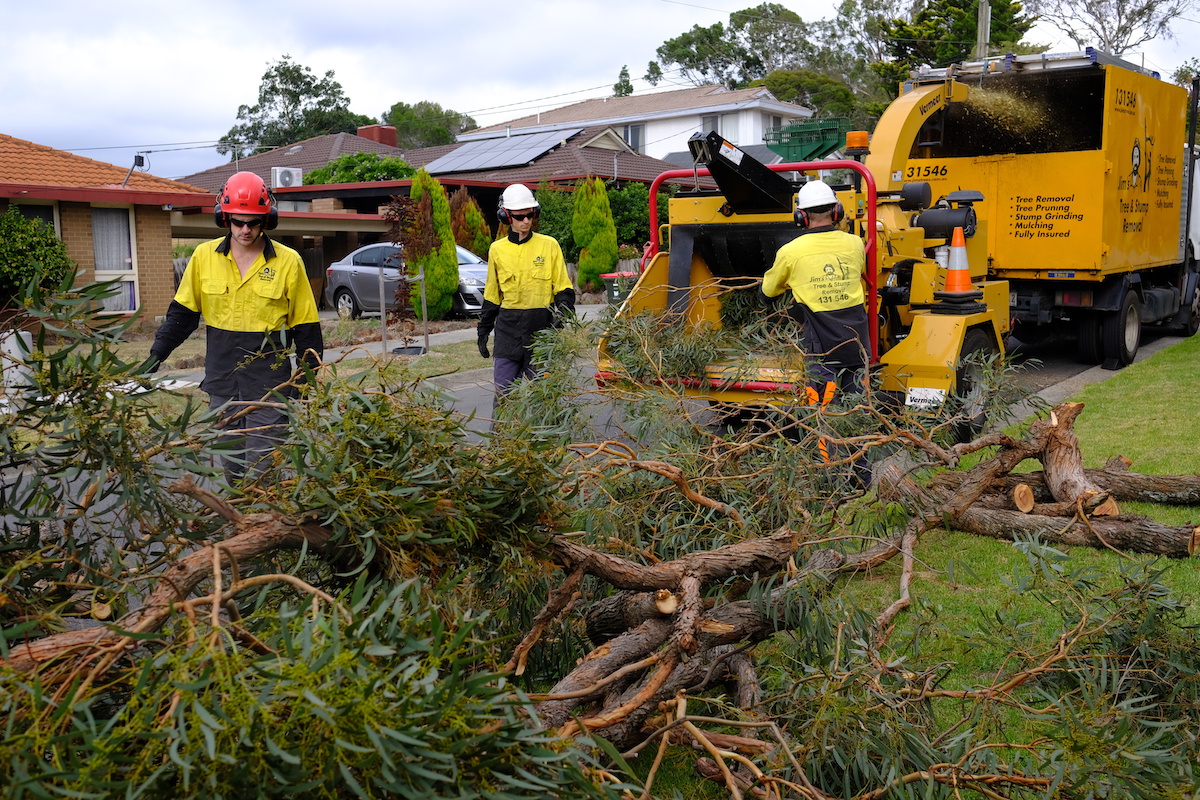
761;179;870;399
477;184;576;405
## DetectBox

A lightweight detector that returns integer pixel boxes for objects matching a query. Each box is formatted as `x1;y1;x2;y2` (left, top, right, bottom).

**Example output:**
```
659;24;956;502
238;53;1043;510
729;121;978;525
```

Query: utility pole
975;0;992;60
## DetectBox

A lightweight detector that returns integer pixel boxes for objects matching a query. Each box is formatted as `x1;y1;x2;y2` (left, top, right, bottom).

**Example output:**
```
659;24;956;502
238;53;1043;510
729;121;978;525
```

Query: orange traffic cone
932;226;986;314
943;227;973;293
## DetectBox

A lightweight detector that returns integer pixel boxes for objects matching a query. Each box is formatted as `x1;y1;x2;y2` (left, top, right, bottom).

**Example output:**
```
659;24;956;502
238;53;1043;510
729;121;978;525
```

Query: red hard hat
218;171;272;215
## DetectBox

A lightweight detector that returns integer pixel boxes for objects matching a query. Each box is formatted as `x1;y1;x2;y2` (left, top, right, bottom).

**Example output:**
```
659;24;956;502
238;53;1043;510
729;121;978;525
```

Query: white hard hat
796;180;838;210
500;184;539;210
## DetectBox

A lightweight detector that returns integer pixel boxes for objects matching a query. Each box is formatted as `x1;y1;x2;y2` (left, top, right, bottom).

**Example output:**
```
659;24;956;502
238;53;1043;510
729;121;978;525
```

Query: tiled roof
0;133;207;194
182;133;409;192
469;85;801;135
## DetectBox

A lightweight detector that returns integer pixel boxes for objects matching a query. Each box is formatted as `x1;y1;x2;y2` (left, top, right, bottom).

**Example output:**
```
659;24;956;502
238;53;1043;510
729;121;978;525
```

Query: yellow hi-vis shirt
761;229;866;311
159;236;322;398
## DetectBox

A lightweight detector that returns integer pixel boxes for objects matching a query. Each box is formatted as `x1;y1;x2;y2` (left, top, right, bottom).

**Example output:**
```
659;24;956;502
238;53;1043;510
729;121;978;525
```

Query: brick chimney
356;125;398;148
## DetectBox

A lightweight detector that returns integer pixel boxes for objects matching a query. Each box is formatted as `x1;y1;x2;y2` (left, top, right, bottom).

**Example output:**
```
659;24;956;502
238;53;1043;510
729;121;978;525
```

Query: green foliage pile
406;170;459;320
0;206;76;309
303;151;415;185
0;579;628;799
572;178;619;293
4;277;1200;797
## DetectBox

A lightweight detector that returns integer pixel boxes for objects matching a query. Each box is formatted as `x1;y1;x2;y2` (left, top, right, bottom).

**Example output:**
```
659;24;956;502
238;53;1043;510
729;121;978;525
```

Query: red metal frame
646;160;879;361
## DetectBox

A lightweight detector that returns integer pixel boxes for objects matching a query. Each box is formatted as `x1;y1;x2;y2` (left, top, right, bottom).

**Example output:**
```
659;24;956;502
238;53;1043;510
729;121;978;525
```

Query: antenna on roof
121;153;146;188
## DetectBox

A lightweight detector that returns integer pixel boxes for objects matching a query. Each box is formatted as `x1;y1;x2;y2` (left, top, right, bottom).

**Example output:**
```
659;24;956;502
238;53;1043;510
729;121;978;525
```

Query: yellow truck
597;49;1199;422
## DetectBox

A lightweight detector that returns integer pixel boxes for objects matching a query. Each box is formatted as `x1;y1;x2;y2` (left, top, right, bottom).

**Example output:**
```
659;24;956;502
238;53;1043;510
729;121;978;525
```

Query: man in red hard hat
148;171;324;482
477;183;575;407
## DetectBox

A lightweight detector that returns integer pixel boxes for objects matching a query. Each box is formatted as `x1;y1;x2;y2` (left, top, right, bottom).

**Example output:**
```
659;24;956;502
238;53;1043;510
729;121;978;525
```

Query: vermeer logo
919;92;943;116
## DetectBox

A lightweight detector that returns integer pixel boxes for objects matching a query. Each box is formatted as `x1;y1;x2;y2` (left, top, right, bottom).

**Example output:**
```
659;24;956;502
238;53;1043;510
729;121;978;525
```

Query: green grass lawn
842;330;1200;690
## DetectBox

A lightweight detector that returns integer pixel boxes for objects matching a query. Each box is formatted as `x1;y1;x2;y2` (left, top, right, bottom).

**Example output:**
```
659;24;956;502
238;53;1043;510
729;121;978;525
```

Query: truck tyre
1101;291;1141;369
1077;314;1103;365
952;326;999;443
1179;279;1200;337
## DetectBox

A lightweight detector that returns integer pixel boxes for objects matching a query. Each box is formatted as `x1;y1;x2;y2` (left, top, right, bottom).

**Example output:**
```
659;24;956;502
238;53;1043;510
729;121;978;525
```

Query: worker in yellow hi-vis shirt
761;179;869;398
147;171;323;482
477;183;575;409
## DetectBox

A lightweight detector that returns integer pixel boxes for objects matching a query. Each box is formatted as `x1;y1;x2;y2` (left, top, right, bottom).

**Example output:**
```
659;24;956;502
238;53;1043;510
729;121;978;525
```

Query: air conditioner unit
271;167;302;189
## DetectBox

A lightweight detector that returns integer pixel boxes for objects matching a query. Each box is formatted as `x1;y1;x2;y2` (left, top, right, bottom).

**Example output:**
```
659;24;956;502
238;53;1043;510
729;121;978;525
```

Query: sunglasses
228;217;264;229
508;211;536;221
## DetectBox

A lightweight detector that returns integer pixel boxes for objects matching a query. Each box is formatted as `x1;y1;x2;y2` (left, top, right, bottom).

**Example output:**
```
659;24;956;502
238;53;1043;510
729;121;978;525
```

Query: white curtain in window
97;280;137;313
92;208;132;271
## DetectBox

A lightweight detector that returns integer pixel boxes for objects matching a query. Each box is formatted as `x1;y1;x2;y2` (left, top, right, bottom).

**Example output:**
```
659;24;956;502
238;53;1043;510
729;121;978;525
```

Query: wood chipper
596;48;1200;425
595;127;1010;422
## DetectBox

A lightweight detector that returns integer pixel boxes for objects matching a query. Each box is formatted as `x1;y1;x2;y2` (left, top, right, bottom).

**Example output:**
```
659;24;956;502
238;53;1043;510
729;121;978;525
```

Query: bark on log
932;457;1200;506
884;466;1198;557
1041;403;1118;515
954;507;1198;556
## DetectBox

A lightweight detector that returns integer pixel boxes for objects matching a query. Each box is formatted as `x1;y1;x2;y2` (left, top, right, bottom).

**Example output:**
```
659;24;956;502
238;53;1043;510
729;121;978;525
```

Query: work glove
477;339;490;359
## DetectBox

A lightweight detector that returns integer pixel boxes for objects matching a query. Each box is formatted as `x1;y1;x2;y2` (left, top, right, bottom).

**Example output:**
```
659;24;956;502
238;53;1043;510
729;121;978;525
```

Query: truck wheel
1180;279;1200;337
952;327;999;443
334;289;361;319
1077;314;1102;365
1101;291;1141;368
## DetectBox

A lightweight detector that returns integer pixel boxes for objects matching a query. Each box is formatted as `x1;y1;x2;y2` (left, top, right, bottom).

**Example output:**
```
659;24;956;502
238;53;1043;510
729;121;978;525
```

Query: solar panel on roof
424;129;583;174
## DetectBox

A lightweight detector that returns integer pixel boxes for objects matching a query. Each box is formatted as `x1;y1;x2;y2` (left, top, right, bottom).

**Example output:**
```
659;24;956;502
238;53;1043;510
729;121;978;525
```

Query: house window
92;207;138;313
701;114;724;135
13;204;57;230
763;113;783;134
623;124;645;153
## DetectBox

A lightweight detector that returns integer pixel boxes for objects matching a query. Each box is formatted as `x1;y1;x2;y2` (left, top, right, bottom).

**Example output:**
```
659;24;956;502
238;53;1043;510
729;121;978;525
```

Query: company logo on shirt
533;256;545;268
258;266;276;282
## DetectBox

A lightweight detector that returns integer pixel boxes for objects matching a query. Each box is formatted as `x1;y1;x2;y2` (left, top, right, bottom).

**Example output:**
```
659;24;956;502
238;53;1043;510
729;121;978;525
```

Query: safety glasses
508;212;536;221
229;217;265;229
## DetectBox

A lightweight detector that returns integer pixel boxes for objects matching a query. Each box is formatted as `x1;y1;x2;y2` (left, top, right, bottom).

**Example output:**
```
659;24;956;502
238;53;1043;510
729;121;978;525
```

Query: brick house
0;133;212;319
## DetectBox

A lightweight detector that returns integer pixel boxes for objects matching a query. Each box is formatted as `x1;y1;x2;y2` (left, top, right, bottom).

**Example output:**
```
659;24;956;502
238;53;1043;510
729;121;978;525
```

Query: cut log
883;464;1198;557
1041;402;1119;515
954;507;1198;557
934;466;1200;506
1013;483;1036;513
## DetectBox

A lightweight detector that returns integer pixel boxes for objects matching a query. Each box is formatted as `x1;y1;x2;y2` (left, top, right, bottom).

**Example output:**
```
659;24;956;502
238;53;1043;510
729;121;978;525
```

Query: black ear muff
213;204;227;228
265;189;279;230
831;201;845;224
794;207;810;228
497;203;511;225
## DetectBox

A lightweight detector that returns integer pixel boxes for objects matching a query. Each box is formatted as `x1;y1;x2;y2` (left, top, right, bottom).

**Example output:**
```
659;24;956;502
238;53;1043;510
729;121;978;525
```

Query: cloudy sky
3;0;1196;182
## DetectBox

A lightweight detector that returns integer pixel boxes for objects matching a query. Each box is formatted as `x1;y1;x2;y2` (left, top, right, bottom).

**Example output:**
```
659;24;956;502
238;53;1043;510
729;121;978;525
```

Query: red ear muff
794;203;844;228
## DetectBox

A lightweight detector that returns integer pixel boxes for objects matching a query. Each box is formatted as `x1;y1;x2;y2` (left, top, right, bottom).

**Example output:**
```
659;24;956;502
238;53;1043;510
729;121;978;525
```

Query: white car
325;243;487;318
